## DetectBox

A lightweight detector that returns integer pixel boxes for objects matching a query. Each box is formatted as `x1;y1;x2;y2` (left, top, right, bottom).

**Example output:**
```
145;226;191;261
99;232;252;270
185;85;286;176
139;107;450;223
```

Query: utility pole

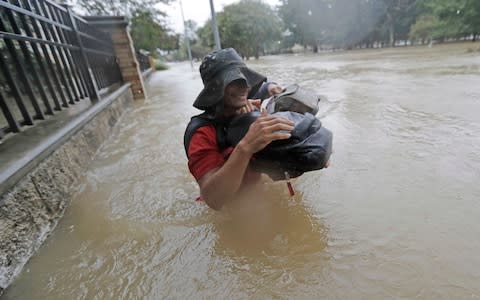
209;0;221;50
179;0;193;69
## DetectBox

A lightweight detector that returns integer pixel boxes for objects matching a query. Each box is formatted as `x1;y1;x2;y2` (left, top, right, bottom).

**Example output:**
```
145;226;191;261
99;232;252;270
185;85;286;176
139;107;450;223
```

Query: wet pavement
3;42;480;299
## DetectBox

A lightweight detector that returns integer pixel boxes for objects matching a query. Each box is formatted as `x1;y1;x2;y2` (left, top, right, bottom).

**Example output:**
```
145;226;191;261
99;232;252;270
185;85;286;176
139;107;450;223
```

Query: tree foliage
279;0;413;49
277;0;479;50
75;0;170;16
277;0;327;51
197;19;214;49
408;14;440;42
129;10;178;52
77;0;480;59
174;19;211;60
197;0;282;59
75;0;177;53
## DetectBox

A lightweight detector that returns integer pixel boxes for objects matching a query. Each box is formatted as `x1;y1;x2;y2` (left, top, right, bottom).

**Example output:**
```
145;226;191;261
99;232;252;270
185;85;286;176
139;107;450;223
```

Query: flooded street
3;43;480;299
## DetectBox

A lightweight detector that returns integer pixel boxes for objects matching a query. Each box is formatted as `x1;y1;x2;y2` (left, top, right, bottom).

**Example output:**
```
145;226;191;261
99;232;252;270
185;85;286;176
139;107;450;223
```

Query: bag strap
184;113;229;158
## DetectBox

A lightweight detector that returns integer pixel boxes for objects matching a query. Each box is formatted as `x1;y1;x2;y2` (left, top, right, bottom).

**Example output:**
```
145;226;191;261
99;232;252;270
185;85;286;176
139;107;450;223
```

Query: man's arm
196;144;253;210
197;111;294;210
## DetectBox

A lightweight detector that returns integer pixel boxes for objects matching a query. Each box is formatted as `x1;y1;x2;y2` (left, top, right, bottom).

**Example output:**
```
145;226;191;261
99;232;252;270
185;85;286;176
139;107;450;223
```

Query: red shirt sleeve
187;125;233;181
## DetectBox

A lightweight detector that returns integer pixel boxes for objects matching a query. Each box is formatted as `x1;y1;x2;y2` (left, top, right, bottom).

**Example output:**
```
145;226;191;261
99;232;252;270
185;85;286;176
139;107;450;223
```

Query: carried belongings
226;110;333;180
261;84;321;115
227;84;333;180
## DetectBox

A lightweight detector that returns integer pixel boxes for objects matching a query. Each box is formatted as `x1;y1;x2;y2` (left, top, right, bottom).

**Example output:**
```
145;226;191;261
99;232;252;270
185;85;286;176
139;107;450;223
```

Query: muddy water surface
3;43;480;299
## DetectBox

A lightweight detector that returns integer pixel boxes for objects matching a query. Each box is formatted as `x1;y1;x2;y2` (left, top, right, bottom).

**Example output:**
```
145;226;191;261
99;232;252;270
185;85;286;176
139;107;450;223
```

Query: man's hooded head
193;48;266;111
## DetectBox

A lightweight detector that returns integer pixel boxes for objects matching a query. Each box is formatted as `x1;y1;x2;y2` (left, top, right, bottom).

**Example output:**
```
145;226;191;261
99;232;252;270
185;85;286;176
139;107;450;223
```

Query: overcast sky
159;0;281;34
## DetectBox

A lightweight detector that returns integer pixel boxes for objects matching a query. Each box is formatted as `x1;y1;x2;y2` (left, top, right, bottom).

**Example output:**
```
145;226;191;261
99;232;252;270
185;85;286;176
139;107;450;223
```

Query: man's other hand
235;99;261;115
238;109;294;155
268;83;283;95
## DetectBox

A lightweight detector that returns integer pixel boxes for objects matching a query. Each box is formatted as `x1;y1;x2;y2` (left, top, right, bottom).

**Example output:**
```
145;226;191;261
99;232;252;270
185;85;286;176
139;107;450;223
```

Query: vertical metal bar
63;6;100;102
4;2;53;115
0;47;33;125
0;15;44;120
0;88;21;133
99;63;106;88
53;7;86;99
47;3;84;102
16;0;59;113
102;65;108;88
95;57;105;89
92;56;103;90
23;0;64;110
87;54;98;89
57;9;88;99
94;67;103;90
114;55;123;84
41;1;78;104
32;0;71;107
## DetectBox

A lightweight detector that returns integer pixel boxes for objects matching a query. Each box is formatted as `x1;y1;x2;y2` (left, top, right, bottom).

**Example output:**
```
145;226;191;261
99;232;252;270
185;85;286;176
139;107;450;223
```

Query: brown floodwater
3;43;480;299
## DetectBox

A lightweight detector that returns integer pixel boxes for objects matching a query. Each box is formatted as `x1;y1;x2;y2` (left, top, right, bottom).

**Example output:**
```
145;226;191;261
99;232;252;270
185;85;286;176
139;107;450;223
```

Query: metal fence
0;0;123;139
136;51;150;73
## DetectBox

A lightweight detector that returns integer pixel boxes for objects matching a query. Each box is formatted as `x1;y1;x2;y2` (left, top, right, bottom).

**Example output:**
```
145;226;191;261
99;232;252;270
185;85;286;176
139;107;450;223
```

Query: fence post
63;5;100;102
84;16;148;100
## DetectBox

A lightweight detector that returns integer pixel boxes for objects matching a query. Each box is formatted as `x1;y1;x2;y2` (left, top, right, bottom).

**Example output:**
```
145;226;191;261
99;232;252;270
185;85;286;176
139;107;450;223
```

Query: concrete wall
0;84;135;293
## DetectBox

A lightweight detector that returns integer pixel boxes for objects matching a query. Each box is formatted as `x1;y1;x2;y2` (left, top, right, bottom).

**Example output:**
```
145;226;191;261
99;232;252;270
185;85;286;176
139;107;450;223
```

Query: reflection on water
3;43;480;299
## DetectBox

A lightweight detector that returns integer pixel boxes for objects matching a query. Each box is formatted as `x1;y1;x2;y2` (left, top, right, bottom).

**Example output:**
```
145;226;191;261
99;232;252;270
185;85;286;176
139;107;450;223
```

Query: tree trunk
386;13;395;47
389;25;395;47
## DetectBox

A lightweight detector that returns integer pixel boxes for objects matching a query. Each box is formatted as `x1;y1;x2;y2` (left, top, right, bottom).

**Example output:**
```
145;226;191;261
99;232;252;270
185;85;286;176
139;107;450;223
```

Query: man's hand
235;99;261;115
234;84;282;115
238;109;294;155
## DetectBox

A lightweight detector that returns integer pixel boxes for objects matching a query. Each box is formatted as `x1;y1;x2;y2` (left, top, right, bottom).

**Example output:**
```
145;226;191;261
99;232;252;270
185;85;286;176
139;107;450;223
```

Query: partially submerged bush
154;59;169;70
466;47;480;53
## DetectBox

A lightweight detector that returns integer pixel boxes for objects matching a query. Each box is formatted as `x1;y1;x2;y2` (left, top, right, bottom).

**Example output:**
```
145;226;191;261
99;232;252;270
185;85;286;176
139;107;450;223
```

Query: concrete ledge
0;83;134;292
0;84;131;196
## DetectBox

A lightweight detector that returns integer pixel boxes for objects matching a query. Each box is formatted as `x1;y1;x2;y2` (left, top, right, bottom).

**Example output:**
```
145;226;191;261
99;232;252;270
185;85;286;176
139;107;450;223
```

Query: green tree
129;10;177;52
328;0;387;49
463;0;480;41
75;0;178;53
378;0;418;46
416;0;478;41
197;19;214;50
75;0;170;16
198;0;282;59
278;0;388;50
184;20;198;43
181;20;211;59
409;14;440;43
276;0;480;50
278;0;331;52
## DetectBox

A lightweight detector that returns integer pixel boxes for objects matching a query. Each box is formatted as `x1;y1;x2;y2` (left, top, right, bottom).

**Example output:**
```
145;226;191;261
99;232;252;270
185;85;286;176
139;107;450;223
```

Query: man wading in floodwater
184;48;294;210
